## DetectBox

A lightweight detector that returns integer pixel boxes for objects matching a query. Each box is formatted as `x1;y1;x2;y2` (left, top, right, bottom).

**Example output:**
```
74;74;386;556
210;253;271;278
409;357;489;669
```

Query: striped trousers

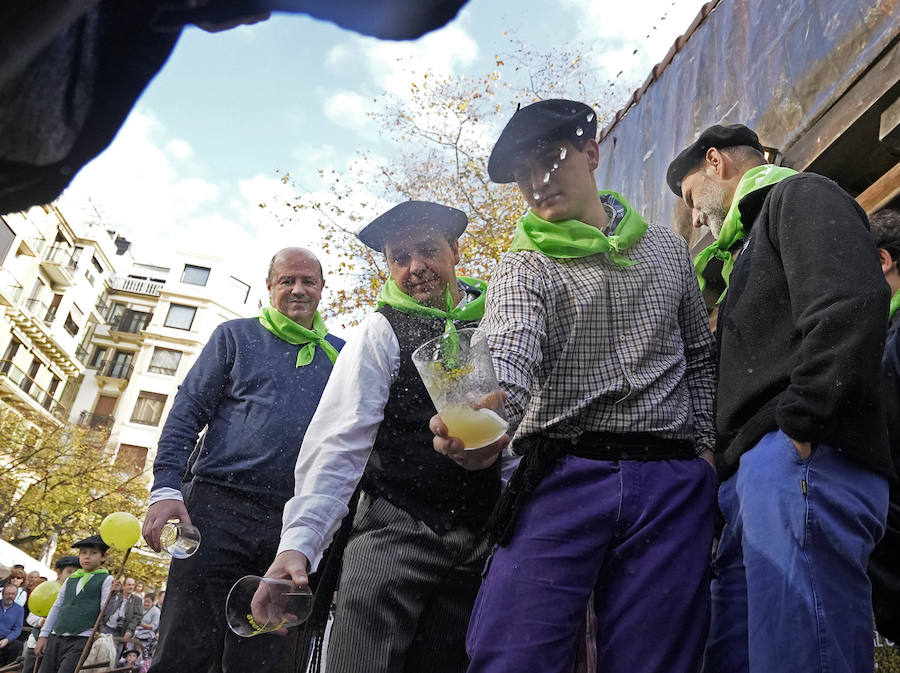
325;493;488;673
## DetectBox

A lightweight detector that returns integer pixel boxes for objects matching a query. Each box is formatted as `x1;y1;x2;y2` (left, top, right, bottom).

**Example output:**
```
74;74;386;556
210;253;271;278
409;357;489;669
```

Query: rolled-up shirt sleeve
278;313;399;572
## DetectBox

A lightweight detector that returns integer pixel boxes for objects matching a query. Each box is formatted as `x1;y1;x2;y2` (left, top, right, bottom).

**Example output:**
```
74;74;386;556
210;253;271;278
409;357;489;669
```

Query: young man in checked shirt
431;99;718;673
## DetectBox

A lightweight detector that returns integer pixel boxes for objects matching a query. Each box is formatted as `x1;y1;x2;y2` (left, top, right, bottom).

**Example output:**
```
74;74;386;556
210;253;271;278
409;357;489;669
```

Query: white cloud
166;138;193;159
317;20;479;139
323;91;372;129
559;0;704;80
364;23;479;98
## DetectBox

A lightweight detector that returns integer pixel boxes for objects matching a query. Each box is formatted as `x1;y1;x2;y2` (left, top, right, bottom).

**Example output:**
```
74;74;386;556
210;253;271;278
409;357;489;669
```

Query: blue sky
59;0;704;292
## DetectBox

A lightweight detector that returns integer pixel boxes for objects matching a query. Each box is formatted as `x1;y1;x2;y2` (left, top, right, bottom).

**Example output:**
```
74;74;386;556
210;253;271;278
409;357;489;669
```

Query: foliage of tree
0;405;167;585
876;631;900;672
265;41;636;327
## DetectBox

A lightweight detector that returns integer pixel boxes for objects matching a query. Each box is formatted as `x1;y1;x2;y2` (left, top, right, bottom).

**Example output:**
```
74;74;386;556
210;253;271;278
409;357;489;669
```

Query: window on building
44;376;61;409
89;346;107;369
107;350;134;379
115;443;149;475
92;256;103;274
148;347;182;375
63;312;79;336
0;217;14;261
181;264;210;286
0;338;21;375
164;304;196;330
107;302;124;323
130;391;168;426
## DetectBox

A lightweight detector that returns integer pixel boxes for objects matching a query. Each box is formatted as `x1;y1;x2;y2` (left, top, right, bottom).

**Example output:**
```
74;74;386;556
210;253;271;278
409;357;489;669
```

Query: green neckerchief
891;289;900;321
376;277;487;369
693;164;798;302
509;190;647;266
376;276;487;333
70;567;109;591
258;306;339;367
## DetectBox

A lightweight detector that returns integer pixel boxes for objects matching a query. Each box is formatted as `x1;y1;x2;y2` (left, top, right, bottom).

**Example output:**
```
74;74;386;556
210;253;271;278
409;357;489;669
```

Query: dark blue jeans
149;480;285;673
704;430;889;673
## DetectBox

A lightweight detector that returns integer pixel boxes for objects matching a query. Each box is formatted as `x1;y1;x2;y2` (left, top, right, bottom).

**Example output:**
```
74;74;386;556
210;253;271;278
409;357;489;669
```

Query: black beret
488;99;597;184
358;201;467;252
72;534;110;552
666;124;764;196
54;555;80;569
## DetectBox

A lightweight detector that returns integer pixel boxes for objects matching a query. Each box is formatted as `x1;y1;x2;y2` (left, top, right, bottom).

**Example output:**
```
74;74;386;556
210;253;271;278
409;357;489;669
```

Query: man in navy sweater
142;247;344;673
0;584;24;667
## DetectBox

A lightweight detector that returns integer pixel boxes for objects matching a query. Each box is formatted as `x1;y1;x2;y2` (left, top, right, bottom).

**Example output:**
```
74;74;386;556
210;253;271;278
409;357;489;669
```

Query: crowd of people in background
0;560;164;672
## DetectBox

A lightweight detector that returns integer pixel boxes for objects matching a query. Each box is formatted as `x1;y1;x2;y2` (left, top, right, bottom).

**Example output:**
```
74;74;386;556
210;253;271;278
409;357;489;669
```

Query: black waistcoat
362;304;500;533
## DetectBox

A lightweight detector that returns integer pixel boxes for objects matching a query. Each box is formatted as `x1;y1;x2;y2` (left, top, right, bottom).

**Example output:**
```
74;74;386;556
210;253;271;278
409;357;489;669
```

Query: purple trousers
466;455;717;673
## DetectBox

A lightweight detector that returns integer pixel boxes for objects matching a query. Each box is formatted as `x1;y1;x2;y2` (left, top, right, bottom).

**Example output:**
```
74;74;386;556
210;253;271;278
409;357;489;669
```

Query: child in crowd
35;536;119;673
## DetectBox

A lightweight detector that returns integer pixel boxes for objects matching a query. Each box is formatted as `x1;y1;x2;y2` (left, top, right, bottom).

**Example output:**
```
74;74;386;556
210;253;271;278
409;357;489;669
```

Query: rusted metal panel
594;0;900;229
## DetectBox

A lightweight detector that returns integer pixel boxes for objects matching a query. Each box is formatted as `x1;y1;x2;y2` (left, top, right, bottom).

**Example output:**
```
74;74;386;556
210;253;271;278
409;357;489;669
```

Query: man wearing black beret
667;124;893;673
265;201;503;673
432;99;718;673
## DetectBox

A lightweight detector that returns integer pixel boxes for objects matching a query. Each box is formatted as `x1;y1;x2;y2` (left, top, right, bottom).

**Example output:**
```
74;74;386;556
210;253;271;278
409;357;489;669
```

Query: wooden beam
857;161;900;214
782;39;900;170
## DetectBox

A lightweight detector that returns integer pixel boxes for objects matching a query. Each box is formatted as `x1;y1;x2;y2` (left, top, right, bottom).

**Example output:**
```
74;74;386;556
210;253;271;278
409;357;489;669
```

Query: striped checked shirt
483;209;716;454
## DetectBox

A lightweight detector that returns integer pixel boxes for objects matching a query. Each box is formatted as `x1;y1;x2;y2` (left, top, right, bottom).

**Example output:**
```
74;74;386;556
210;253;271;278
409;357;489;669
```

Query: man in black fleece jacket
667;124;894;673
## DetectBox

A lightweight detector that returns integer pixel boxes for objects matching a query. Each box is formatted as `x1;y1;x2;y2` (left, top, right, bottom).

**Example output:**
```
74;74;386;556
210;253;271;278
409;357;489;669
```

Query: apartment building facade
71;252;256;475
0;204;117;425
1;203;259;481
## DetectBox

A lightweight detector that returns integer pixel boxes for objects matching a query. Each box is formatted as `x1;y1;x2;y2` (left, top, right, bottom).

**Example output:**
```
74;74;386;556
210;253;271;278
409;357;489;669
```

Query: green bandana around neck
70;568;109;580
508;190;647;266
376;276;487;333
71;567;109;590
258;306;339;367
693;164;798;302
890;289;900;321
377;276;487;370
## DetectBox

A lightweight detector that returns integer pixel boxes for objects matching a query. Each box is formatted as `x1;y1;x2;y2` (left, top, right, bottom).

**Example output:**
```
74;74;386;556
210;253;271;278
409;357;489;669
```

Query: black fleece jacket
715;172;895;481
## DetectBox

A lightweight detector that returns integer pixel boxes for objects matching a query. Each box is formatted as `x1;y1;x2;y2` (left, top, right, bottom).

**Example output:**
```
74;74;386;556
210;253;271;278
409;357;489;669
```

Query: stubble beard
696;181;730;238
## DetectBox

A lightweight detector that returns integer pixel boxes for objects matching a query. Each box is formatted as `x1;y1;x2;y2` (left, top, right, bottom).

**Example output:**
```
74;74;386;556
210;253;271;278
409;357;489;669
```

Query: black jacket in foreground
714;172;894;481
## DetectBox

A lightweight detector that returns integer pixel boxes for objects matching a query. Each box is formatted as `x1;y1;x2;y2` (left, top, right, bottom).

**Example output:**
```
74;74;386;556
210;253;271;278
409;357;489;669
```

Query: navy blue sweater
151;318;344;500
0;600;22;641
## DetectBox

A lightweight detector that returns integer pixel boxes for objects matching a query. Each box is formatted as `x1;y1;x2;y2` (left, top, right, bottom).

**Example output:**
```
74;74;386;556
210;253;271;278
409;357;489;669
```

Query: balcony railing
78;411;116;429
109;276;163;296
43;244;78;270
75;344;91;365
109;311;152;335
0;359;66;414
23;298;57;323
26;237;47;256
0;269;24;305
96;359;134;380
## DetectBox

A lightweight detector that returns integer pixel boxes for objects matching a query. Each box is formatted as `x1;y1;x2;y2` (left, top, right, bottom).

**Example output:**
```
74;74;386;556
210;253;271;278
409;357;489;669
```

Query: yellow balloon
100;511;141;549
28;580;61;617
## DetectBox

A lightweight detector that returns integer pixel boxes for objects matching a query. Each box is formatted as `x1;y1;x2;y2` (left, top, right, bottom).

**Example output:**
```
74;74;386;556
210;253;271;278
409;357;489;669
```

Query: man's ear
705;147;724;177
450;239;461;266
878;248;896;274
584;139;600;172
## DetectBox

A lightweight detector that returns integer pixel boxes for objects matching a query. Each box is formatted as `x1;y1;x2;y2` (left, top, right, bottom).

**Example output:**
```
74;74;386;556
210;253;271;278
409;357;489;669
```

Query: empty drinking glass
159;522;201;559
225;575;313;637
